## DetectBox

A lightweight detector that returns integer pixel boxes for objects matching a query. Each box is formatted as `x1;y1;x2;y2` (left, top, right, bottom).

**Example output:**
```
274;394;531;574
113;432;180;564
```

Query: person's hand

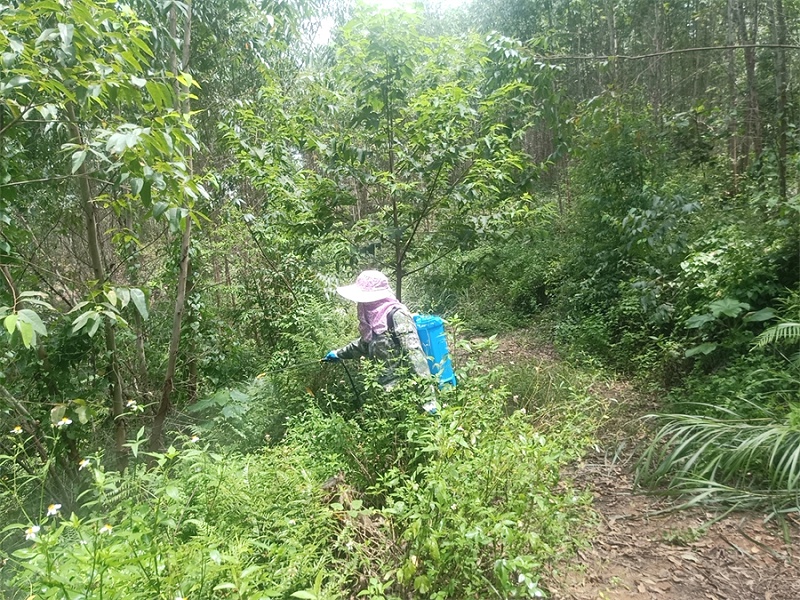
322;350;339;363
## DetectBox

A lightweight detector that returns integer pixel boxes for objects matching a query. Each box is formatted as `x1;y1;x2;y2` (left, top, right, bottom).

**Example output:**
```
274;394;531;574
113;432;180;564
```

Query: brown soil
489;330;800;600
551;451;800;600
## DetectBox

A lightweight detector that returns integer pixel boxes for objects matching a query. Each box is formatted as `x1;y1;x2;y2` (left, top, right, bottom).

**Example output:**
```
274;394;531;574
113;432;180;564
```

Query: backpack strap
386;306;402;350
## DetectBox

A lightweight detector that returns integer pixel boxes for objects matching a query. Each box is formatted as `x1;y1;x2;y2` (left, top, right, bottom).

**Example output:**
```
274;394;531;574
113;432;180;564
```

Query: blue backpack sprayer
408;314;457;389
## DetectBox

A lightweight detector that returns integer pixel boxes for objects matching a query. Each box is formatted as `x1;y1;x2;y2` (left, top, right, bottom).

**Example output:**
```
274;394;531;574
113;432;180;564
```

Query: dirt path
552;449;800;600
490;331;800;600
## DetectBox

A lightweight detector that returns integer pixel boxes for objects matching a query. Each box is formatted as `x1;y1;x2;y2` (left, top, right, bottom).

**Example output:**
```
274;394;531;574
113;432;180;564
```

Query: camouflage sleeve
335;337;368;360
392;309;431;378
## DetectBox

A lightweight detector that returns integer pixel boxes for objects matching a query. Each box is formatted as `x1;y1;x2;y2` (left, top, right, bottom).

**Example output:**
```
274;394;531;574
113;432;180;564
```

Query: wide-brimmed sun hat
336;270;396;303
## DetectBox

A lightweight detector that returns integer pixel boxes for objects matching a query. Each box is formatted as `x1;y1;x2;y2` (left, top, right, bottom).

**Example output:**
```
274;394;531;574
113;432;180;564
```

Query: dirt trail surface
489;331;800;600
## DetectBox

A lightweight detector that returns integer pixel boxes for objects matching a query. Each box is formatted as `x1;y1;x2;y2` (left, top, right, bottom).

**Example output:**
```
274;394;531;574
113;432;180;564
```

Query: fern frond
754;322;800;348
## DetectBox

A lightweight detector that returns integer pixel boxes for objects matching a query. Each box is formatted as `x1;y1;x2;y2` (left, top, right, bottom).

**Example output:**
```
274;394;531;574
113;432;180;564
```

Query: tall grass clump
636;403;800;513
637;315;800;514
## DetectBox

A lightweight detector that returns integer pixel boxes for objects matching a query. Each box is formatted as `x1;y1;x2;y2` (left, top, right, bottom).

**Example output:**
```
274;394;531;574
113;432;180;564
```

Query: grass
636;403;800;515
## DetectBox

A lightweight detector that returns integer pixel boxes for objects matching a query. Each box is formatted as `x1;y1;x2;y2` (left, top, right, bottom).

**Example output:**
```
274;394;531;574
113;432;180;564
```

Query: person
322;270;432;390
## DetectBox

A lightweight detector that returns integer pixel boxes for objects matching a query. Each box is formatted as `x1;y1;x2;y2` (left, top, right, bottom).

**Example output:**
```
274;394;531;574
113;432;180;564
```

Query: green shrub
3;350;599;599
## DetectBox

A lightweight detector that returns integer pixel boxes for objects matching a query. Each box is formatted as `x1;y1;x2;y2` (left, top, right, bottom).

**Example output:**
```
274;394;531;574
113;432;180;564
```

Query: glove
422;400;439;416
322;350;340;363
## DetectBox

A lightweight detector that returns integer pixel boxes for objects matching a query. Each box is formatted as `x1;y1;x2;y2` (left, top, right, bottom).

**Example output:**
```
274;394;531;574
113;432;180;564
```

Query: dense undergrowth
417;95;800;513
1;339;614;599
2;1;800;597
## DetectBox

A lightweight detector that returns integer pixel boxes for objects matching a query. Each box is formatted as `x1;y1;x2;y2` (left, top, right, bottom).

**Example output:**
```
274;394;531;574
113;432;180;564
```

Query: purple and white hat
336;270;396;303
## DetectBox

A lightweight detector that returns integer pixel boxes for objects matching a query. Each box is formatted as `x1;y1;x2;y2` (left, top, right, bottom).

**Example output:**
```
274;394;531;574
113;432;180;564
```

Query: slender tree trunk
693;0;702;100
224;255;235;308
150;1;194;448
652;2;663;121
182;1;197;405
66;105;126;467
737;0;762;161
133;310;148;390
185;258;198;404
382;61;402;301
770;0;788;200
748;0;761;157
604;0;617;86
727;0;740;187
150;219;192;449
169;4;180;99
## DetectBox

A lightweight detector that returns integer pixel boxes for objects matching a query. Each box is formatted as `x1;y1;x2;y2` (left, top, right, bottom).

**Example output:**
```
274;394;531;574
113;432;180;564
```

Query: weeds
636;403;800;514
1;347;603;599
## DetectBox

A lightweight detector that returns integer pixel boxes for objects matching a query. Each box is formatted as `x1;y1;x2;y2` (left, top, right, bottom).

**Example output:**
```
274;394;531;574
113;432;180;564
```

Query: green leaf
130;177;144;196
290;592;318;600
743;308;778;323
71;150;87;174
152;201;169;219
72;311;93;333
685;313;715;329
141;180;152;205
68;301;91;314
1;76;31;95
709;298;750;319
17;309;46;336
58;23;74;48
115;287;131;309
35;28;59;46
166;207;186;233
4;314;18;336
165;485;181;500
75;405;89;424
229;390;249;403
685;342;718;357
87;314;102;337
145;80;167;109
240;565;262;579
130;288;148;320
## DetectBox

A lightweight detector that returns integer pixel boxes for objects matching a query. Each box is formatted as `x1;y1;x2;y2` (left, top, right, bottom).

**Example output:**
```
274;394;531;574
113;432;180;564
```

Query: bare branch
533;43;800;62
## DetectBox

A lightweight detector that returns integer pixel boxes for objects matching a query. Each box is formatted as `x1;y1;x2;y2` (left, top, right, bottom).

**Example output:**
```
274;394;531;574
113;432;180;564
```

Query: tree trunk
133;310;149;392
726;0;740;188
737;0;762;161
603;0;617;86
66;105;126;467
383;67;402;301
652;1;663;121
150;218;192;450
150;1;194;449
770;0;788;200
